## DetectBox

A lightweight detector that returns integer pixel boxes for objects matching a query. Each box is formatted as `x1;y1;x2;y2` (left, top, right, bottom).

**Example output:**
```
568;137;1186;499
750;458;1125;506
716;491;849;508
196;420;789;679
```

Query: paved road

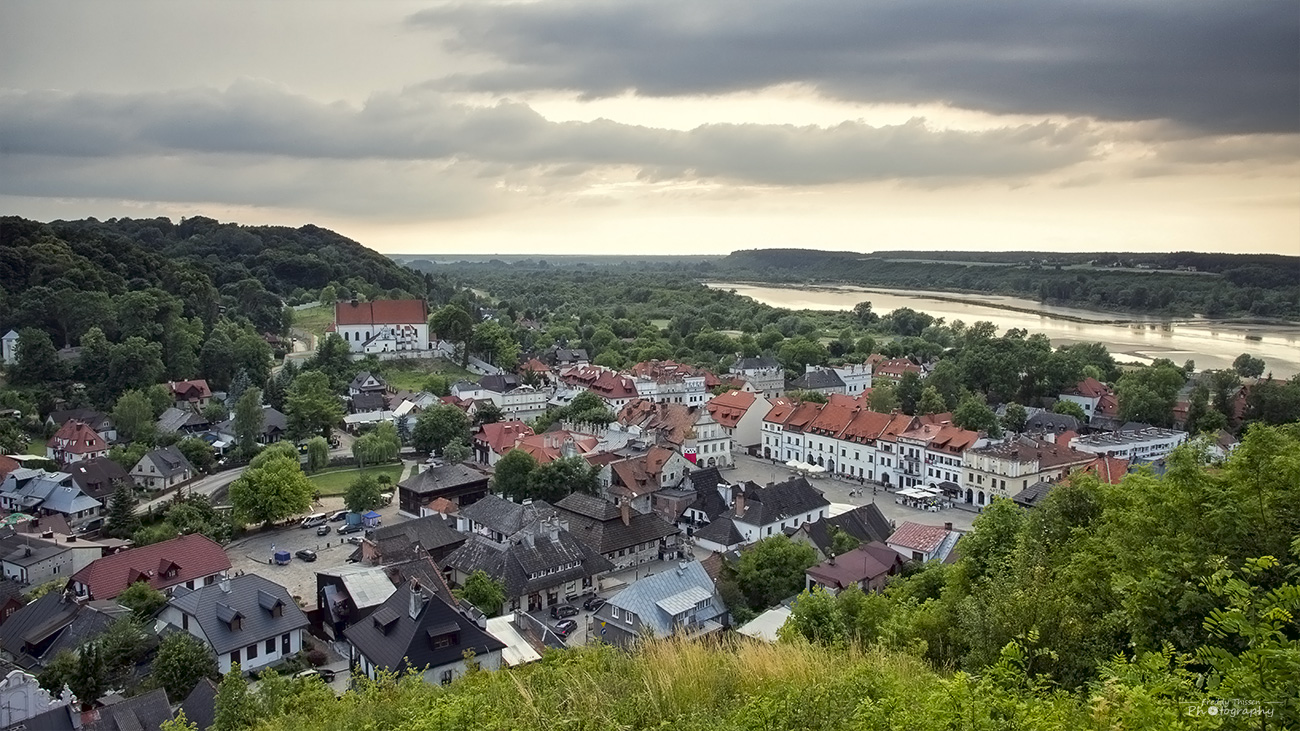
134;466;247;516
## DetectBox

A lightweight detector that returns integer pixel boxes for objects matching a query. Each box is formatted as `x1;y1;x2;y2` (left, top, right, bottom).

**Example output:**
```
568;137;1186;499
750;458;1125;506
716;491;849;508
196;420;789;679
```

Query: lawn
308;463;404;495
379;359;476;392
292;304;334;338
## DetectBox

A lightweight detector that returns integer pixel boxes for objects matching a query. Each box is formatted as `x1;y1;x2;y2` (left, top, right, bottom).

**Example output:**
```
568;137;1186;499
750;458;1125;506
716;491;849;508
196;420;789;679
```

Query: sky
1;0;1297;257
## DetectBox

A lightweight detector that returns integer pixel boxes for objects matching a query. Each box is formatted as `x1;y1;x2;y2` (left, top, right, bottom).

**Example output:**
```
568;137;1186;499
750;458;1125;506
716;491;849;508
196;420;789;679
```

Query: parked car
328;510;349;522
346;536;364;546
295;549;317;562
338;522;364;535
295;668;336;683
316;525;332;536
582;596;607;612
550;604;579;619
554;619;577;638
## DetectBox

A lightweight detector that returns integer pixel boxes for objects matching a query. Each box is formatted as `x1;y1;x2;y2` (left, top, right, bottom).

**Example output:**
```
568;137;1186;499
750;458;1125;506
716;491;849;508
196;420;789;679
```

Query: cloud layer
410;0;1299;135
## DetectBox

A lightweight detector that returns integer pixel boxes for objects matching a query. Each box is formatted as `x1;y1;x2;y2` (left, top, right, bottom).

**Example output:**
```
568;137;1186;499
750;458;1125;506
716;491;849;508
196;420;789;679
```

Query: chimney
409;580;426;620
944;522;953;531
733;491;745;519
717;483;731;506
620;499;631;527
219;578;231;593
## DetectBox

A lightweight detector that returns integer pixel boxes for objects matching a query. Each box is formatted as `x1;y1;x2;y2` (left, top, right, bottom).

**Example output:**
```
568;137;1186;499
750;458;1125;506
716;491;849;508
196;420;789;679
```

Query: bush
306;648;327;667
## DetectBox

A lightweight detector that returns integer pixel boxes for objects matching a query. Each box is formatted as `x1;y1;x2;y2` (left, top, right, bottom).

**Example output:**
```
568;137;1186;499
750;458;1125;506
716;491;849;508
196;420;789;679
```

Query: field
378;359;476;391
292;304;334;338
307;463;404;495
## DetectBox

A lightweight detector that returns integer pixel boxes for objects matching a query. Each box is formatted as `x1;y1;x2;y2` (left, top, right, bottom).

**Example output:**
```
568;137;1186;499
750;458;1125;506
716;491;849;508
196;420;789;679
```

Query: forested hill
721;248;1300;319
0;215;441;341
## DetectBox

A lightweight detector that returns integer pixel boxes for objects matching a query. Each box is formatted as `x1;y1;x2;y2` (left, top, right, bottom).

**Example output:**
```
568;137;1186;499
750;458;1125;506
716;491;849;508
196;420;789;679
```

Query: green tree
868;382;899;413
12;327;63;385
104;481;140;538
305;435;329;473
953;395;1003;436
734;535;818;610
778;337;830;373
200;326;238;391
453;570;506;617
177;436;216;473
0;420;29;455
1051;399;1087;421
153;632;218;703
249;440;299;468
787;389;828;404
108;442;149;472
1116;360;1185;427
233;386;265;455
212;665;258;731
828;525;860;558
39;645;105;710
526;456;599;502
778;587;847;645
344;474;384;514
229;455;315;526
285;371;344;439
1231;352;1266;378
473;402;504;425
1000;401;1028;431
430;305;475;366
112;389;157;443
492;449;539;501
203;401;230;423
107;336;166;397
412;404;470;456
421;374;450;397
897;371;923;415
442;437;471;463
117;581;168;620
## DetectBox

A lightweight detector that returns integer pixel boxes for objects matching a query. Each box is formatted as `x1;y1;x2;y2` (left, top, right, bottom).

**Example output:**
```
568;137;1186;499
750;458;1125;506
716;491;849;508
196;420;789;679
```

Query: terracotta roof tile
335;299;428;326
887;522;950;553
706;390;758;429
71;534;230;600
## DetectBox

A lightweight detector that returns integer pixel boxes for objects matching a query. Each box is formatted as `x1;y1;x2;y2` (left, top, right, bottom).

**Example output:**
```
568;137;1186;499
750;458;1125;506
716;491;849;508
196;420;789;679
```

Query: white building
689;406;732;468
706;390;774;454
1069;427;1188;463
160;575;309;675
333;300;430;354
729;356;785;399
496;385;552;422
831;364;874;396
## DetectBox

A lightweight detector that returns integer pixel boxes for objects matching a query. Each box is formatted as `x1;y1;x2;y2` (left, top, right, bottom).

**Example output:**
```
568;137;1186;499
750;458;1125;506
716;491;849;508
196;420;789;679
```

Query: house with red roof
558;365;639;410
1077;455;1130;484
514;430;599;465
705;390;773;454
70;534;231;600
887;521;960;563
871;358;923;383
167;379;212;408
1058;377;1118;425
962;436;1094;507
758;398;797;460
604;447;693;514
630;360;710;407
334;299;430;354
896;422;985;494
805;542;905;594
45;421;108;466
471;421;534;466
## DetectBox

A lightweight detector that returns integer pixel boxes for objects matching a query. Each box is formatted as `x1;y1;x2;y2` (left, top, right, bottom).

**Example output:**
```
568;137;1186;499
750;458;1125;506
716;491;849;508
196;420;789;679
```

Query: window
230;650;241;667
266;638;275;655
625;611;633;625
432;633;455;649
247;644;258;660
611;606;620;619
282;633;291;655
182;614;189;631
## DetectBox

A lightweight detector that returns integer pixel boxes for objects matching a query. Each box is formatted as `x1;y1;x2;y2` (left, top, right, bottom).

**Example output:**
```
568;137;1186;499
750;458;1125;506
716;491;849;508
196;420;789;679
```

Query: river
706;283;1300;378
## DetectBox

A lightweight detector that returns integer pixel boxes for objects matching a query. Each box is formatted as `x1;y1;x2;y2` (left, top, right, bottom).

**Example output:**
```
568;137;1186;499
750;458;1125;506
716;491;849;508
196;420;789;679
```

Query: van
327;510;349;522
299;513;327;529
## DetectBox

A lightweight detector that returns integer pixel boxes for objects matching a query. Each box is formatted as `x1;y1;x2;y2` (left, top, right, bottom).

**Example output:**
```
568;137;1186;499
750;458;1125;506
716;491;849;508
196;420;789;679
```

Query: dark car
582;596;607;612
550;604;579;619
295;549;317;562
316;525;332;536
337;522;364;535
554;619;577;638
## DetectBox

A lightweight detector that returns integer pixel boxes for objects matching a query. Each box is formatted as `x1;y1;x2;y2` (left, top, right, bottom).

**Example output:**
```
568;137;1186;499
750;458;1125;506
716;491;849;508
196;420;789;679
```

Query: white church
332;299;430;354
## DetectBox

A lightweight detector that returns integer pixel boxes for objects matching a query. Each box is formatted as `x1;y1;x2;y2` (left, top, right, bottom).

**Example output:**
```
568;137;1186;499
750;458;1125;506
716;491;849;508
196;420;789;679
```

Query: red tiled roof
519;358;551;373
839;410;893;444
167;379;212;400
335;299;428;326
71;534;231;600
874;359;922;378
781;401;824;434
807;394;860;436
1055;430;1079;448
47;420;108;455
559;366;638;400
916;412;953;426
617;399;693;445
1066;377;1110;399
762;398;797;425
1079;455;1129;484
473;421;534;455
515;430;599;464
888;522;950;553
707;390;758;428
806;542;901;589
878;413;919;442
0;455;18;483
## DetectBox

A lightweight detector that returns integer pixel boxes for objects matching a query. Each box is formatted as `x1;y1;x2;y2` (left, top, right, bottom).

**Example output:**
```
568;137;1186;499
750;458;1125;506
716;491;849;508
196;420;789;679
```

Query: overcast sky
1;0;1296;256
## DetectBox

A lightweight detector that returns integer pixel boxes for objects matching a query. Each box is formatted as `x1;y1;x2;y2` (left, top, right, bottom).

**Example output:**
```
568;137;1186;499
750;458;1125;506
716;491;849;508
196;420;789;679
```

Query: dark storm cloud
0;83;1100;186
408;0;1299;135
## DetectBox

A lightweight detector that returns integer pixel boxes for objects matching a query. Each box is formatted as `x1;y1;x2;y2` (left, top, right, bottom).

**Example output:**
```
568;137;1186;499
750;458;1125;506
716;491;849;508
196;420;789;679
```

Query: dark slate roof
443;522;614;598
735;477;830;527
693;517;745;546
732;356;780;371
802;504;894;555
789;369;845;391
477;374;521;394
1013;482;1056;509
456;495;556;536
343;581;505;676
48;408;112;431
383;555;456;606
1024;411;1082;433
398;463;490;496
180;677;218;731
368;514;467;557
349;371;387;391
0;592;121;669
553;494;680;555
67;457;130;501
684;467;726;493
3;706;78;730
350;392;386;413
143;445;194;480
166;575;308;655
0;578;23;604
83;687;173;731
